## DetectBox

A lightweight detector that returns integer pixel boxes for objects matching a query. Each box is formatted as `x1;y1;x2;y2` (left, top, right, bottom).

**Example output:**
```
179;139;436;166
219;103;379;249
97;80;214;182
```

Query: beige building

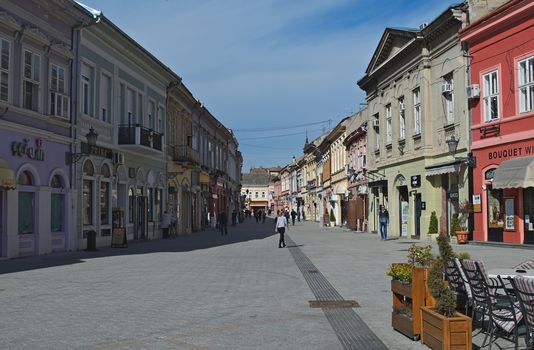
358;4;471;239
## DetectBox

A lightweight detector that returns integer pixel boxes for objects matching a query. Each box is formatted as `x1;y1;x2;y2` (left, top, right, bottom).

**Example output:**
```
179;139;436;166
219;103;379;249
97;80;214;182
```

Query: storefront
472;142;534;244
0;130;71;258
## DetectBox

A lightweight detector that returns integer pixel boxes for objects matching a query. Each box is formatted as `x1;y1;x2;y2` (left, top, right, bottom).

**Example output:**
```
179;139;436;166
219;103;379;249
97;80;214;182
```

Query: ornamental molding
0;11;21;31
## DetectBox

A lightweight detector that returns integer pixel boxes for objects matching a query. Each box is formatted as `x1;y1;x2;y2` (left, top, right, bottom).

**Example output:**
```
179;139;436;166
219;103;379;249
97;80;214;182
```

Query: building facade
358;4;471;240
460;0;534;244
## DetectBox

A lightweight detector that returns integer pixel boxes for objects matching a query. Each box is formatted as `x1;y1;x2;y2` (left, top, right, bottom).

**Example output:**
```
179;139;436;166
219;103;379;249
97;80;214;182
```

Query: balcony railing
118;125;163;153
168;145;199;164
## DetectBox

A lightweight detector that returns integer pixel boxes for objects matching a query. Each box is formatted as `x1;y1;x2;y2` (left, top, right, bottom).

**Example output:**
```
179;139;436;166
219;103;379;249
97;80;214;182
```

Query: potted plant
456;200;472;244
428;211;439;241
387;244;433;340
329;208;336;227
449;214;459;244
420;234;472;350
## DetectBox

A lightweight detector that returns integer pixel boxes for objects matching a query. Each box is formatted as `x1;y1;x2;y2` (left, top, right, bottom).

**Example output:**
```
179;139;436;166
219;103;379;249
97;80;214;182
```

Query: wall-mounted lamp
66;127;99;164
446;136;476;167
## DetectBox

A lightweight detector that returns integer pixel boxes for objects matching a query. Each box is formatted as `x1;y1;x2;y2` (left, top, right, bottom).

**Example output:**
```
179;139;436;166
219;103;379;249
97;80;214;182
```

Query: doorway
398;186;409;237
524;188;534;244
487;184;504;242
134;187;147;240
414;193;422;239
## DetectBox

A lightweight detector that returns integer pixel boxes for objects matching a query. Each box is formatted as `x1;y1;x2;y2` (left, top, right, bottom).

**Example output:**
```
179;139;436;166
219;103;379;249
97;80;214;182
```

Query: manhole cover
309;300;360;308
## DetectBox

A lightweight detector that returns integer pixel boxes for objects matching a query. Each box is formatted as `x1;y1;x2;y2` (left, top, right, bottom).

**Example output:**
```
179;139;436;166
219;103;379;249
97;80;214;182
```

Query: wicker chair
510;276;534;349
445;258;471;314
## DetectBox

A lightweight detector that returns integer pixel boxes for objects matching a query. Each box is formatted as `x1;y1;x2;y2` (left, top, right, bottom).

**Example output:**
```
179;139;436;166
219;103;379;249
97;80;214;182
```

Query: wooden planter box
391;266;434;340
421;306;472;350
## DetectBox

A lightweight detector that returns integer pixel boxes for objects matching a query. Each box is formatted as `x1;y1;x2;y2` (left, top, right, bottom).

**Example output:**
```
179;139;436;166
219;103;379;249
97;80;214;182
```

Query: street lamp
66;127;99;164
446;136;476;167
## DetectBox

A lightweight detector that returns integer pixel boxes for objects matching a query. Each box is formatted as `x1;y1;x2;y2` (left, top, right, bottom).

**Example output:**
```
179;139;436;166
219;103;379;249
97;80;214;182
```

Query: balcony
168;145;199;165
306;179;317;190
118;125;163;154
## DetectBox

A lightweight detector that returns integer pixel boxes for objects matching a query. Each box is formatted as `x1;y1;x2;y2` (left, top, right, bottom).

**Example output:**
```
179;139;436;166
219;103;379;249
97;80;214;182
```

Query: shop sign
11;138;44;161
81;142;113;159
411;175;421;188
472;194;482;213
487;144;534;161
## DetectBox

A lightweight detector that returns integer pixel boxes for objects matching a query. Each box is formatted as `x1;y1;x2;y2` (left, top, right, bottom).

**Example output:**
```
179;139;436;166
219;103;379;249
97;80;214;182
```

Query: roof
241;172;275;186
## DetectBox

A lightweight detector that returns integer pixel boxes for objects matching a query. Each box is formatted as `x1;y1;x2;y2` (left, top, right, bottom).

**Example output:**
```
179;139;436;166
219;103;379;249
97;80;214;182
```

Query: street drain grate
309;300;360;308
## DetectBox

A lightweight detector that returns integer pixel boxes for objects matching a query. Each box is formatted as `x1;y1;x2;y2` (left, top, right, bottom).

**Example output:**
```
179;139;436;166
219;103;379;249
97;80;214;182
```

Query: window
138;92;143;125
262;192;265;198
147;188;154;222
519;57;534;113
156;189;162;221
18;171;34;234
100;164;111;226
413;88;421;135
50;64;69;118
483;70;499;121
100;73;111;122
255;192;258;198
373;113;380;151
81;63;93;116
443;74;454;124
399;97;406;140
128;188;134;223
385;104;392;144
127;88;136;124
157;107;163;133
148;100;155;130
23;50;40;112
83;161;94;226
51;174;64;232
0;39;10;102
192;127;198;150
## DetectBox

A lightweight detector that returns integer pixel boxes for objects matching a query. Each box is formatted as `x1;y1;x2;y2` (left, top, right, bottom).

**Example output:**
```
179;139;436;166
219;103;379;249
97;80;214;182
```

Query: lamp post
66;127;99;164
446;136;476;167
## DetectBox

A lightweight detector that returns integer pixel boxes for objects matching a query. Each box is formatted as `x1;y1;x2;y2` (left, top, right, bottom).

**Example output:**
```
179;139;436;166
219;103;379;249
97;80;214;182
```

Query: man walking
290;209;297;226
379;205;389;240
219;211;228;236
262;210;266;223
275;210;288;248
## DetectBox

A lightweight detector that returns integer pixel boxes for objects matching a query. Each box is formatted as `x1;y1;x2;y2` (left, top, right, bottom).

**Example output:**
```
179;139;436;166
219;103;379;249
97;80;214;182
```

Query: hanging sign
411;175;421;188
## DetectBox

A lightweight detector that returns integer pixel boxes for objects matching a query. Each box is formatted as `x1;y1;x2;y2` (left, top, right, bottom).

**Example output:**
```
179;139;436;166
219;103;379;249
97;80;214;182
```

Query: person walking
284;209;290;222
219;211;228;236
290;209;297;226
161;211;172;239
262;210;266;223
379;205;389;241
275;211;288;248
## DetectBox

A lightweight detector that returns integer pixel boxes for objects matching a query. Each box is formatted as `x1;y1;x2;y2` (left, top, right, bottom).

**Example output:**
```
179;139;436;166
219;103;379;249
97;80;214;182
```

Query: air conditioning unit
113;151;125;165
467;84;480;99
372;119;380;128
442;83;453;93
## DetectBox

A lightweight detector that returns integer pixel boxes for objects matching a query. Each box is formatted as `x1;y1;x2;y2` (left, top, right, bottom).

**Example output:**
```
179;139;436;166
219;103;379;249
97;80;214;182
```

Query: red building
460;0;534;244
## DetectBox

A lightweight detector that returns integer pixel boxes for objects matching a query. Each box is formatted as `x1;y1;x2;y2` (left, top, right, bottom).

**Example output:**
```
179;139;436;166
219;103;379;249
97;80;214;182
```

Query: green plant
427;234;457;317
386;263;414;282
408;244;433;267
455;252;471;261
450;214;460;237
428;211;439;235
329;208;336;223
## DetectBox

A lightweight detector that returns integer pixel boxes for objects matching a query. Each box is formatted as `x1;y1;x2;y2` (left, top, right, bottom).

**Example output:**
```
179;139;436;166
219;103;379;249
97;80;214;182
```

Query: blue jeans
380;222;388;240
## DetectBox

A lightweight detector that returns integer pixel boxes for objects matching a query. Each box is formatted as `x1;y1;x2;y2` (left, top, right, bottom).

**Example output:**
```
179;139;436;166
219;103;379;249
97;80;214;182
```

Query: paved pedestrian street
2;219;534;350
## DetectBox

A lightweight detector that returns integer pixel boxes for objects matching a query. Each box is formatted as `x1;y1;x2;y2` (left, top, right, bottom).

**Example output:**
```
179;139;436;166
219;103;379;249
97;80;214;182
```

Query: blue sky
82;0;456;171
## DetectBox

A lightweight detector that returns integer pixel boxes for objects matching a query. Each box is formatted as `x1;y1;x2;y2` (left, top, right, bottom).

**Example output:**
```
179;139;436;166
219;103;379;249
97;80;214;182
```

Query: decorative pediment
24;26;51;45
0;12;21;31
365;28;418;75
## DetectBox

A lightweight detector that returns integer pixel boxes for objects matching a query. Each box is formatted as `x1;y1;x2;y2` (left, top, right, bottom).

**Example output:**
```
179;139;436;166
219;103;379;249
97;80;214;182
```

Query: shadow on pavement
0;218;277;275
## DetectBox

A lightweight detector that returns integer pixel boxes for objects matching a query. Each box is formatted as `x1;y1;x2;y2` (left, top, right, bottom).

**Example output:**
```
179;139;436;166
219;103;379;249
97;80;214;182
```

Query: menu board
111;228;127;247
505;198;515;230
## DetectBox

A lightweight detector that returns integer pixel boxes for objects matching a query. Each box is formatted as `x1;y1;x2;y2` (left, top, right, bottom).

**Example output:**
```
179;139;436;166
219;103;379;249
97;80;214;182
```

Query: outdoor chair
510;276;534;349
461;259;524;350
514;260;534;271
445;258;472;314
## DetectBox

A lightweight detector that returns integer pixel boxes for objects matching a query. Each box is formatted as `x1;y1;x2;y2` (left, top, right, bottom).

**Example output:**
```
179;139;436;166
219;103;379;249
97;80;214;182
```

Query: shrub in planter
421;234;472;349
429;211;439;235
449;214;460;237
329;208;336;225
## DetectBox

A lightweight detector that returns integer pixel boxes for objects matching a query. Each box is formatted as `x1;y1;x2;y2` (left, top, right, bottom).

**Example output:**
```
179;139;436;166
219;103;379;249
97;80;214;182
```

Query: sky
82;0;456;172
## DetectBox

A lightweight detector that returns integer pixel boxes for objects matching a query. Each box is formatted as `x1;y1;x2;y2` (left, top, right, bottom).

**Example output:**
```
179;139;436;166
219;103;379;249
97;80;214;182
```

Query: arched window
18;171;33;186
50;174;65;232
83;160;94;176
18;170;35;234
101;163;111;177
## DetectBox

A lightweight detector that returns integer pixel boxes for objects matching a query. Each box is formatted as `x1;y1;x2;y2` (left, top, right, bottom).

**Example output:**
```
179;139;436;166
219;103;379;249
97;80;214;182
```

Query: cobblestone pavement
2;219;533;349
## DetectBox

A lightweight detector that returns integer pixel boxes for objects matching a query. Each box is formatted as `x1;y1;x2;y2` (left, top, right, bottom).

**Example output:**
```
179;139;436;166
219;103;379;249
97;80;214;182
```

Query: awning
492;156;534;189
425;159;463;177
0;158;15;189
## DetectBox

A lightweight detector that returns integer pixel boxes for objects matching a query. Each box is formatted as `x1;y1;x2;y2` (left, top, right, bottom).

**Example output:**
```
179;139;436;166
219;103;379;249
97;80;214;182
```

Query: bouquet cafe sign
487;144;534;161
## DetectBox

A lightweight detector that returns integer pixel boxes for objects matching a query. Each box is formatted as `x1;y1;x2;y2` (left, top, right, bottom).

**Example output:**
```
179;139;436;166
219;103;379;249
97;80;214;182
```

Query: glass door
487;185;504;242
524;188;534;244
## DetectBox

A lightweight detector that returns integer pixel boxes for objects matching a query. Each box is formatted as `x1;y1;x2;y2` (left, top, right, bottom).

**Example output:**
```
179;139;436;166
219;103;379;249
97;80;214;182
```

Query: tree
428;211;438;235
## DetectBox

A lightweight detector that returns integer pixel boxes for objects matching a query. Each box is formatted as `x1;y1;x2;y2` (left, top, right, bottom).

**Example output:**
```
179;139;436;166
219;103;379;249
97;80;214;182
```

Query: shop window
100;181;110;225
18;171;34;234
147;187;154;222
83;179;93;225
50;174;65;232
128;187;134;223
488;187;503;229
156;189;162;221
